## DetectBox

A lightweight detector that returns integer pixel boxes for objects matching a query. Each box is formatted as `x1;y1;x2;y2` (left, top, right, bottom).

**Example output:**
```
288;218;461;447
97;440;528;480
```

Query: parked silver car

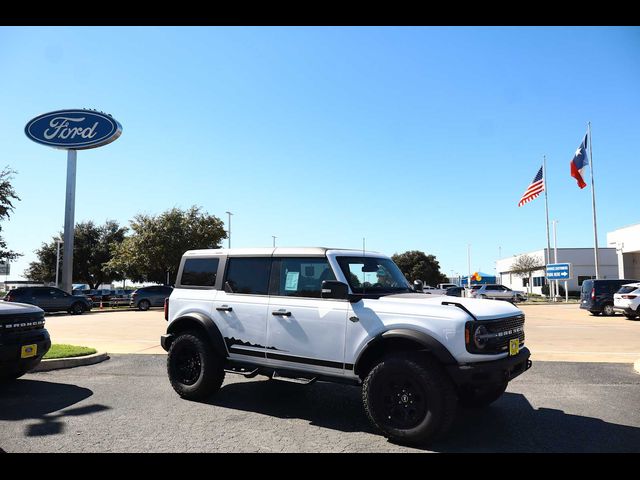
469;284;527;302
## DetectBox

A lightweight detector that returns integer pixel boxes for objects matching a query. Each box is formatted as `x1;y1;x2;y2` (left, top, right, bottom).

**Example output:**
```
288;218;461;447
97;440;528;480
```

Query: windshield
336;256;412;295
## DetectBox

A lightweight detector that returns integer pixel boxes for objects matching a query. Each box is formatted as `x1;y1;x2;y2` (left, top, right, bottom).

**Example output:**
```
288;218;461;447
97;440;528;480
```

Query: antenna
363;237;366;295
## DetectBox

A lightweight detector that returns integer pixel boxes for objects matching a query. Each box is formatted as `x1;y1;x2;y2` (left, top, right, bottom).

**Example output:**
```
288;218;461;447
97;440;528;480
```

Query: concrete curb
33;352;109;372
634;359;640;375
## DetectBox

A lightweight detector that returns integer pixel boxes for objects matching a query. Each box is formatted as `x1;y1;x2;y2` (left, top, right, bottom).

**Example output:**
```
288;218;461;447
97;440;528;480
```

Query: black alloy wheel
138;299;151;311
171;341;202;386
71;302;84;315
375;375;427;430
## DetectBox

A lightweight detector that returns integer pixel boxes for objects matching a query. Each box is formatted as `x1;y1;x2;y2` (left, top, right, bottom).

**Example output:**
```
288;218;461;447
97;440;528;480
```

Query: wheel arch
353;329;457;379
165;312;228;358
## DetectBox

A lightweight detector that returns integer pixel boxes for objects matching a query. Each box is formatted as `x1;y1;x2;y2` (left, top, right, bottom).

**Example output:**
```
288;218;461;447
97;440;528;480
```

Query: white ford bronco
162;248;531;445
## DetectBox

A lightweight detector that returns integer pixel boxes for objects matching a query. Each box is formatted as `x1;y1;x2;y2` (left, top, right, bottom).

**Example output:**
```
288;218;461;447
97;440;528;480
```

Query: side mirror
413;280;424;292
321;280;349;300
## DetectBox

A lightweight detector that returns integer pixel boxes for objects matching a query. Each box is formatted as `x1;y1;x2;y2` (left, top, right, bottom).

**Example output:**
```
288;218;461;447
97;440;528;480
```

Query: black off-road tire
167;330;225;400
138;299;151;311
362;352;457;446
458;382;508;408
624;313;639;320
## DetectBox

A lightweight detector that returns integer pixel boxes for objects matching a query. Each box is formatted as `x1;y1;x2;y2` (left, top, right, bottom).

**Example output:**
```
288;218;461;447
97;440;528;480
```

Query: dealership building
496;247;618;296
607;223;640;280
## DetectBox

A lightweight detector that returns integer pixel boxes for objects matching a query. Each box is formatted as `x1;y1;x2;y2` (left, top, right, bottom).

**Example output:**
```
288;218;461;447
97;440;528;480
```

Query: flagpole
543;155;553;300
588;122;600;279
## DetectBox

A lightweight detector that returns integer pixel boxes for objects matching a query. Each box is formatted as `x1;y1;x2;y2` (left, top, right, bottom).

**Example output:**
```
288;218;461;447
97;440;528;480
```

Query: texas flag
570;133;589;189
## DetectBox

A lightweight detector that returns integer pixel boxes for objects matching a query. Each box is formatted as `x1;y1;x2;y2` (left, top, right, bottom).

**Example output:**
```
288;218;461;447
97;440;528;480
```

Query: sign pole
61;149;77;293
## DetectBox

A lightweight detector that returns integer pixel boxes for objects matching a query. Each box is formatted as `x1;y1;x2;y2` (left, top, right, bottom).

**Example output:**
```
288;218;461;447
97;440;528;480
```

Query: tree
0;167;21;262
391;250;447;287
107;206;227;285
25;220;128;289
509;253;544;294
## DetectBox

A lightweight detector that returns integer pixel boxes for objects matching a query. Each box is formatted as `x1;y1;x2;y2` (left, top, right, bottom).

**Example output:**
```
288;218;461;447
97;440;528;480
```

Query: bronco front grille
466;314;525;354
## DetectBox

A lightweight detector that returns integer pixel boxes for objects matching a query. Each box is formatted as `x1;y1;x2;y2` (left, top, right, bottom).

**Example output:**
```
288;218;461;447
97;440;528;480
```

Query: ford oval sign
25;109;122;150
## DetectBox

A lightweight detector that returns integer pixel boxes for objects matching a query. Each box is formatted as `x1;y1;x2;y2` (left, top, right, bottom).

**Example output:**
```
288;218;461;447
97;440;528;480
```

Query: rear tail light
164;298;169;321
622;295;637;299
591;288;595;300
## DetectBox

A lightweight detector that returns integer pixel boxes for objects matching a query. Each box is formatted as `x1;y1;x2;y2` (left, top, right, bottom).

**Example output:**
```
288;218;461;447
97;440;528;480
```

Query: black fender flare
165;312;228;358
353;328;457;377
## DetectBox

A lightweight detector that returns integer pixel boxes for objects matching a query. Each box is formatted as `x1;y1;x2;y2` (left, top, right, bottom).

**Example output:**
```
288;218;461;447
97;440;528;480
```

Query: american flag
518;166;544;207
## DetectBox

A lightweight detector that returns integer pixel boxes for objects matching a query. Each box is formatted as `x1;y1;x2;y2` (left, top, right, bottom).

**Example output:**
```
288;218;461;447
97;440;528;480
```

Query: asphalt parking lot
1;355;639;453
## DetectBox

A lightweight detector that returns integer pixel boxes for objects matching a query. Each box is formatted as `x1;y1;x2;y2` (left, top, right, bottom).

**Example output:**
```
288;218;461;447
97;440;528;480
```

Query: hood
365;293;522;321
0;301;44;315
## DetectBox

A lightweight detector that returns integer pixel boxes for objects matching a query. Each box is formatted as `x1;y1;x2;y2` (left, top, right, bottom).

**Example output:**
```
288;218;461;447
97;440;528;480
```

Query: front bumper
446;347;531;388
0;329;51;375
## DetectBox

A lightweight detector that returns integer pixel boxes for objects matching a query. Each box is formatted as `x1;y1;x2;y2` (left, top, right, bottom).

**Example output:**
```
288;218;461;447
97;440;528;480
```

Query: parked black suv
4;287;92;314
0;302;51;382
580;279;639;316
130;285;173;311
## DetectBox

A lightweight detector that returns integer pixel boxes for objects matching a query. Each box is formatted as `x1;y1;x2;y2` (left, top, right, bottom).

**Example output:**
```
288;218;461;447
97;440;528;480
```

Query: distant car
4;286;92;314
130;285;173;311
422;285;445;295
469;284;527;303
0;301;51;382
580;279;639;316
437;283;458;290
613;282;640;320
445;286;465;297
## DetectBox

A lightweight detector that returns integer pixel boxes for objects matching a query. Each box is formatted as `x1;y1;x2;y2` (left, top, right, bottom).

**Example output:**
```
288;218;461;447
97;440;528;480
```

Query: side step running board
225;367;259;378
271;371;316;385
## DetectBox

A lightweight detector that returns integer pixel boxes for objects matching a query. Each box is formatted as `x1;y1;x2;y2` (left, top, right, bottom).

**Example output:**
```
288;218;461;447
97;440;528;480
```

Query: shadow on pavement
433;393;640;453
0;379;110;437
208;380;376;435
205;380;640;452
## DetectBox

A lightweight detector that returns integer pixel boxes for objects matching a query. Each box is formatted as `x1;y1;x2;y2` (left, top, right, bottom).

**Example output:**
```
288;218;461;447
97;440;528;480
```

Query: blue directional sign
546;263;572;280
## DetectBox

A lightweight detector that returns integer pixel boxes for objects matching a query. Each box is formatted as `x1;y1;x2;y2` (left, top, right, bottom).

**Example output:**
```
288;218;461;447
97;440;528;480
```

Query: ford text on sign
25;109;122;150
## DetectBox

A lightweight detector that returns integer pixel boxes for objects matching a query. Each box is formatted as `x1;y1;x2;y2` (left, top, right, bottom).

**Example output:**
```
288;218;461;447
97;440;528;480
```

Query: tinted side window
224;257;271;295
181;258;220;287
275;257;336;298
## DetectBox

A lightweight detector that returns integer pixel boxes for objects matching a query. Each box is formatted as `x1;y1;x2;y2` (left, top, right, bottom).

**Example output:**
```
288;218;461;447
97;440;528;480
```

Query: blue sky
1;26;639;282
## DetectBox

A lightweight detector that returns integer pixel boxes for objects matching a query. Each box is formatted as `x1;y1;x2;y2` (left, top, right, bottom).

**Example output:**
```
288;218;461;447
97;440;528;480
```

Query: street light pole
55;239;63;288
225;211;233;249
272;236;276;247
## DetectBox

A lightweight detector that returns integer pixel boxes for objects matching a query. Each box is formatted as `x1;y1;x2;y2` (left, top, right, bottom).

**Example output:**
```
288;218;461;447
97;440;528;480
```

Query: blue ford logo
25;109;122;150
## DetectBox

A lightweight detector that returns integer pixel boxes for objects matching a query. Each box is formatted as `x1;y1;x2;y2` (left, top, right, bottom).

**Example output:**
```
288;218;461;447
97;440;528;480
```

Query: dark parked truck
0;302;51;382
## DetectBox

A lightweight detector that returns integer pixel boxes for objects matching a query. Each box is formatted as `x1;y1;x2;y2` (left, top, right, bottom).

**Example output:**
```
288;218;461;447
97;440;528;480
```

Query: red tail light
164;298;169;321
591;288;595;300
622;295;637;299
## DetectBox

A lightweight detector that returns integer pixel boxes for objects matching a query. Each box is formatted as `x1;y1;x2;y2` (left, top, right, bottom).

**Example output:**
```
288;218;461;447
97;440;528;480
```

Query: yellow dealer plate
21;344;37;359
509;339;520;356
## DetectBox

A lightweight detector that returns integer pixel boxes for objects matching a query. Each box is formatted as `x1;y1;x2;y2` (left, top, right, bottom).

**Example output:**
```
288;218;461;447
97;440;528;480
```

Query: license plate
21;344;37;359
509;339;520;356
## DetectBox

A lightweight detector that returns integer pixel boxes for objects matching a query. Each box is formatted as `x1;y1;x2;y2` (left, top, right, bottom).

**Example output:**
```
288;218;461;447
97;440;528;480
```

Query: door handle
216;305;233;312
272;309;292;317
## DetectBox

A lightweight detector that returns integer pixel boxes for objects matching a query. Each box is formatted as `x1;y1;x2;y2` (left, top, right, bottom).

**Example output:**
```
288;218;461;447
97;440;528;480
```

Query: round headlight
473;324;489;349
